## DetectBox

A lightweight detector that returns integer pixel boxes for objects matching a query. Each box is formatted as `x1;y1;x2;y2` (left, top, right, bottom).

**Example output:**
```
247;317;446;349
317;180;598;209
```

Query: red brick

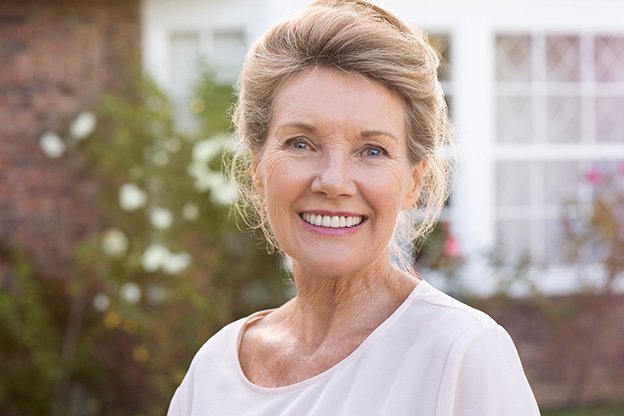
0;0;140;277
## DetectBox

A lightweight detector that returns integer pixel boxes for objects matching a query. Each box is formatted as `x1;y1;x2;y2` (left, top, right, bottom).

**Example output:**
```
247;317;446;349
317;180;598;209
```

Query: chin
289;249;382;277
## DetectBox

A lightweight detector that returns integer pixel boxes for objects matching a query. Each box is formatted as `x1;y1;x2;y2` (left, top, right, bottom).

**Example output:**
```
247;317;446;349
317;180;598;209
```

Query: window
494;33;624;267
169;29;246;132
428;32;454;120
430;31;456;211
170;32;201;132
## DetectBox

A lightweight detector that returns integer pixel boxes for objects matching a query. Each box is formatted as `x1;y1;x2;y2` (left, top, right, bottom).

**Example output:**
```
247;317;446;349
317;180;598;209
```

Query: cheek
261;155;309;213
357;164;410;211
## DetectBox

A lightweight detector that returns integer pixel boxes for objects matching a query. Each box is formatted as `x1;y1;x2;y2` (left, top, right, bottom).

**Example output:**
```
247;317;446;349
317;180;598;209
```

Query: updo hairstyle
230;0;454;267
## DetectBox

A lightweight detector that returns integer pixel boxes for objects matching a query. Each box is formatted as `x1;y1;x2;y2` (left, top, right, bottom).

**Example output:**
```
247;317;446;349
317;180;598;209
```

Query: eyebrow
277;122;399;143
361;129;399;143
276;122;317;134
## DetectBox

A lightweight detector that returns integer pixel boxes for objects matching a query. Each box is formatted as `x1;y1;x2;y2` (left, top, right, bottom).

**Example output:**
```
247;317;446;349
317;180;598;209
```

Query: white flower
101;228;129;256
162;251;192;275
140;244;191;275
119;183;147;211
120;282;141;304
192;136;228;164
211;180;237;205
93;293;110;311
141;244;168;272
187;163;236;204
187;164;219;190
39;131;66;158
150;207;173;229
69;111;96;140
182;204;199;221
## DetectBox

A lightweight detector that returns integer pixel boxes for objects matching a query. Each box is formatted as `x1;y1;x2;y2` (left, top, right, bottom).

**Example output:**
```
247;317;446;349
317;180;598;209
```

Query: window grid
494;32;624;267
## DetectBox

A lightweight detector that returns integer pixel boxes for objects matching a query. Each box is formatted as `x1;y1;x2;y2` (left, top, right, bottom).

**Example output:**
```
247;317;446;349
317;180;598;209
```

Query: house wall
0;0;141;277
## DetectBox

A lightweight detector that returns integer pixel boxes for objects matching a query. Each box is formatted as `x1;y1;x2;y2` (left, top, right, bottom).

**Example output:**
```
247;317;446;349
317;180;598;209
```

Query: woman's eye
362;145;387;157
287;139;310;150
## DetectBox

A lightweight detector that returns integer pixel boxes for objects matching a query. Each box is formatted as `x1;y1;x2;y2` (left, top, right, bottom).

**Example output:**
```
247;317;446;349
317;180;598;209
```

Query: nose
310;150;356;198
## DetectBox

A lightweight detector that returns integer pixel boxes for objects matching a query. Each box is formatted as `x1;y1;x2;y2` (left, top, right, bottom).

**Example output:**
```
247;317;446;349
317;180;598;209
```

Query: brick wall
478;293;624;409
0;0;140;277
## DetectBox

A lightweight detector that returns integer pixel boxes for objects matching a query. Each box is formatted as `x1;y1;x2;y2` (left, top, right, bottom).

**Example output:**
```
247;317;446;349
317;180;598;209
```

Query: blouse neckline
234;279;430;394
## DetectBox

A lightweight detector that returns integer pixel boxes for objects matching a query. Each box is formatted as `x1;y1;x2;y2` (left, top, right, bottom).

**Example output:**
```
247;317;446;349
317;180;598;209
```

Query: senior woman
168;1;540;415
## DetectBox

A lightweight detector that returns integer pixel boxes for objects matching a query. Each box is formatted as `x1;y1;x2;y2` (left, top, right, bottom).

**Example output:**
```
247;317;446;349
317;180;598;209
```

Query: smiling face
254;67;423;276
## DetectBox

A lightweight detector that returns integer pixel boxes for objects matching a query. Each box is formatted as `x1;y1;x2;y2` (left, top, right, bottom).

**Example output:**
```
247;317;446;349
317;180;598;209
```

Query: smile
300;213;365;228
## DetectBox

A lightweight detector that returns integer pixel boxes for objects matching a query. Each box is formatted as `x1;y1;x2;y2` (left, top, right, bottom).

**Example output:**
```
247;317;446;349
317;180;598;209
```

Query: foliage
415;220;465;295
68;73;291;415
0;245;64;416
562;165;624;291
2;71;290;416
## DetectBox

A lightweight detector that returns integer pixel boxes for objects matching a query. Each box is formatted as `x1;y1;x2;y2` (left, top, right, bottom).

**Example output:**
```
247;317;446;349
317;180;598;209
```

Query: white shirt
168;280;541;415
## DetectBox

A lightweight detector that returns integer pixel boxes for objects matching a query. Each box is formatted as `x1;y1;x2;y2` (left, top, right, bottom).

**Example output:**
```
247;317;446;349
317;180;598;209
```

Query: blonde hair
230;0;454;270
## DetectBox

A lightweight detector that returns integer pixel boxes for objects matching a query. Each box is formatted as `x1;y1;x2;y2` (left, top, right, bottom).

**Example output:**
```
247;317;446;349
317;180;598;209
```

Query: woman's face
254;67;423;276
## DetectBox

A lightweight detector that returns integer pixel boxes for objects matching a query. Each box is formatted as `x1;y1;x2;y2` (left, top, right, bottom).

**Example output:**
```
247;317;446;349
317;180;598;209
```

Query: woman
168;1;540;414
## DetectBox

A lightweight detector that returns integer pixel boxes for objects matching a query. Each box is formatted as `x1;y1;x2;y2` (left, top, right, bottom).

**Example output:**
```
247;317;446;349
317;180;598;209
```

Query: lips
300;212;365;228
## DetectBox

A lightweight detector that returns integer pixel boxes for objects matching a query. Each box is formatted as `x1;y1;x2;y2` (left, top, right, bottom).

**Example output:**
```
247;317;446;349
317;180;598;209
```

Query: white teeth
301;213;364;228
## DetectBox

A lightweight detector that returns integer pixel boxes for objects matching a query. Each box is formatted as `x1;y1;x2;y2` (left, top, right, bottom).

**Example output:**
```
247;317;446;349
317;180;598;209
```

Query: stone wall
0;0;140;277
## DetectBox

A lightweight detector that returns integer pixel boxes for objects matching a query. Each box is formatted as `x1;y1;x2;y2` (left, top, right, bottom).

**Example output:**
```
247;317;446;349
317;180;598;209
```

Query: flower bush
0;72;290;416
415;220;466;295
563;164;624;288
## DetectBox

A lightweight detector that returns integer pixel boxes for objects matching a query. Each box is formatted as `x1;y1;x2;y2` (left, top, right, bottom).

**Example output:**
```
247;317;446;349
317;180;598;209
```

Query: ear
252;158;265;196
402;160;426;210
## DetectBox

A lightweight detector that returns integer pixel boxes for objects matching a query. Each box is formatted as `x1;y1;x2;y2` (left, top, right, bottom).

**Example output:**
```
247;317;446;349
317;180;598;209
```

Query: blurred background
1;0;623;415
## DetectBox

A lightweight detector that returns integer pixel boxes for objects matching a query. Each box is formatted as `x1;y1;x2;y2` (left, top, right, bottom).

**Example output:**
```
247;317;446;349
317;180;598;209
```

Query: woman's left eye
286;138;311;150
362;145;387;157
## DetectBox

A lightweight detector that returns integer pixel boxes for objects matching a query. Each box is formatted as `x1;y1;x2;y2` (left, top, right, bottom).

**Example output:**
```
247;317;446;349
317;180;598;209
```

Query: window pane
546;95;582;143
595;96;624;143
594;35;624;83
496;35;532;82
496;219;533;264
212;30;246;82
543;161;580;205
428;33;452;82
544;219;568;266
546;35;581;82
496;95;534;143
496;161;532;206
170;32;201;132
591;160;624;196
170;32;200;99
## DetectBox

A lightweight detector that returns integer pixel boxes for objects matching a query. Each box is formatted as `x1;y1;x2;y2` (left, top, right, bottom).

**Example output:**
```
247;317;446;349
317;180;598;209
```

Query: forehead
269;67;406;136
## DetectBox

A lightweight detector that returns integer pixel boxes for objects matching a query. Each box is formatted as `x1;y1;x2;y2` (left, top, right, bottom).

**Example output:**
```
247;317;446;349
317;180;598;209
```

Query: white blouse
167;280;541;415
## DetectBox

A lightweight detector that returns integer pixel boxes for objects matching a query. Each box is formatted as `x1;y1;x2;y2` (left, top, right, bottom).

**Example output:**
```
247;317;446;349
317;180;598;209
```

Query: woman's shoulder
412;280;496;320
398;280;508;346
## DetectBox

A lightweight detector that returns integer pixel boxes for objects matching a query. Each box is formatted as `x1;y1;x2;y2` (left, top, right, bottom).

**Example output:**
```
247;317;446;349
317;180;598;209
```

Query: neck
284;255;419;350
